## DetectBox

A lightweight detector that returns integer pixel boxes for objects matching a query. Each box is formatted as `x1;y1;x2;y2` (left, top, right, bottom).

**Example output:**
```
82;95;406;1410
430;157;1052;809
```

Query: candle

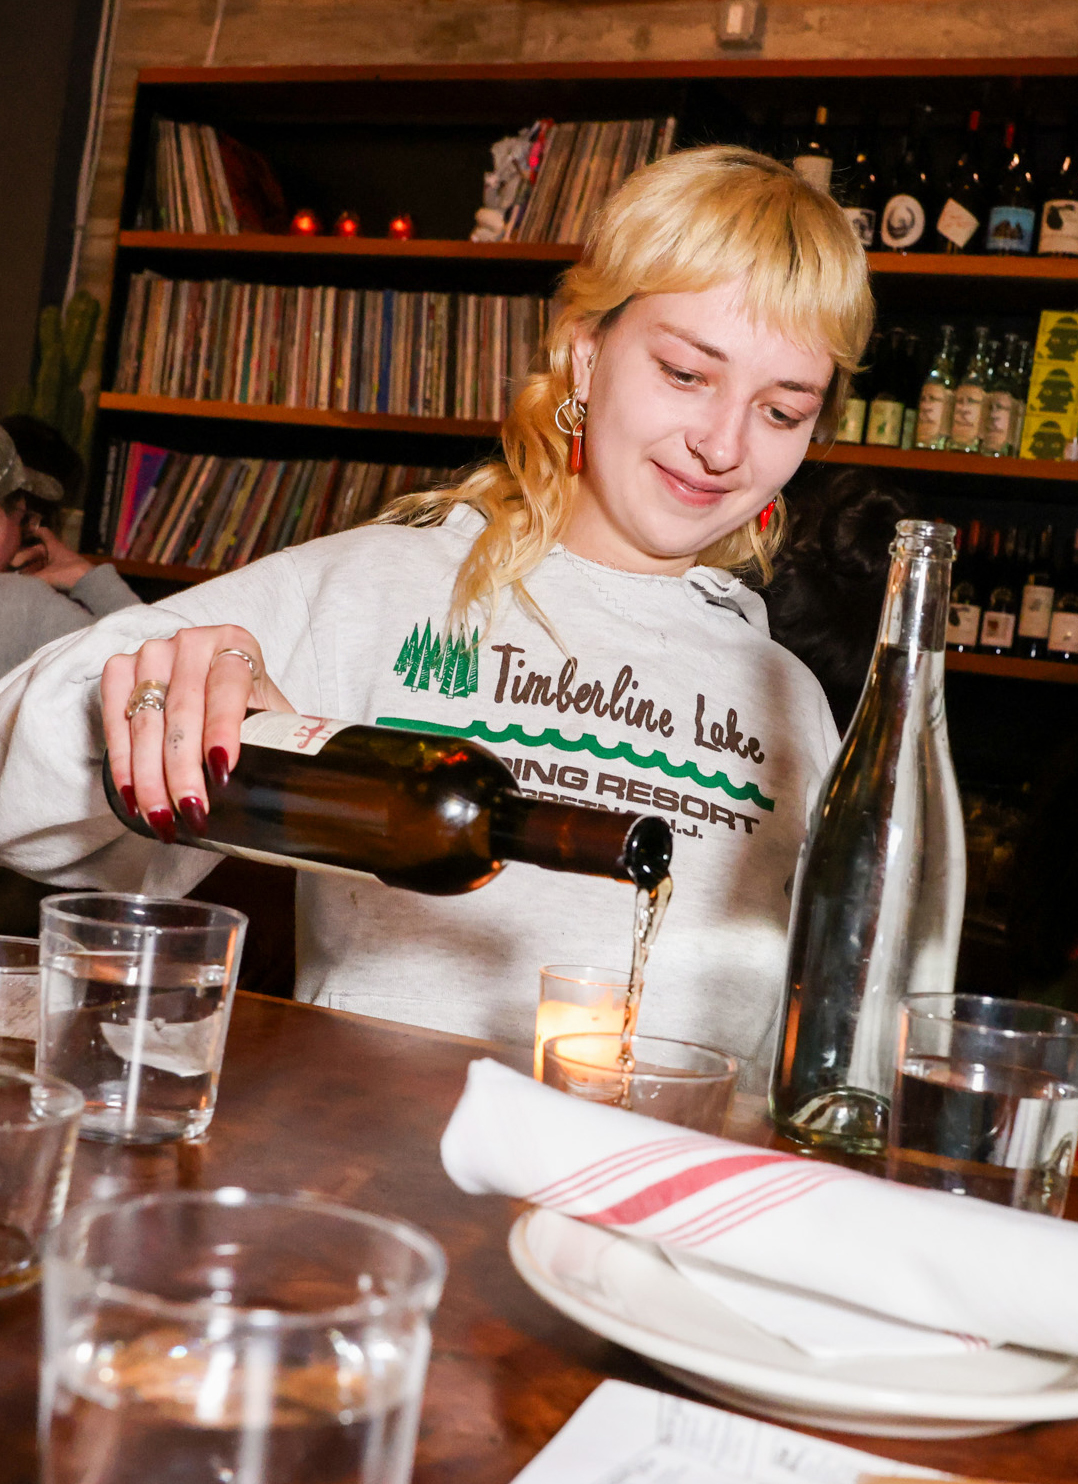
534;992;629;1079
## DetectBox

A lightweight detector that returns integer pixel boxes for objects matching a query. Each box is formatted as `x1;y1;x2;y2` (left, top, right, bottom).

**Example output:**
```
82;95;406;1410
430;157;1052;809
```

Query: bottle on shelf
935;109;984;253
103;716;673;896
1047;528;1078;662
947;326;992;454
793;106;834;193
1038;137;1078;257
770;521;965;1154
978;525;1020;656
985;120;1037;256
1015;525;1056;661
834;336;875;444
980;331;1021;458
879;105;934;253
837;137;878;248
1009;339;1033;453
865;327;907;447
947;518;984;652
914;324;958;450
899;331;922;449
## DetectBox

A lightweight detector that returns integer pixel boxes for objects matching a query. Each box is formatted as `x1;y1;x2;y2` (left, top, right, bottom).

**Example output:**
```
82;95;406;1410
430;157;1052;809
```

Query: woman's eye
765;406;804;429
658;360;704;388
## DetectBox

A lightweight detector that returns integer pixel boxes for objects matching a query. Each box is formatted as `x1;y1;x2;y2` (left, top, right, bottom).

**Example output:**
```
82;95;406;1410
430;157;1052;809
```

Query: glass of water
0;1066;82;1294
41;1188;446;1484
38;894;247;1143
887;993;1078;1217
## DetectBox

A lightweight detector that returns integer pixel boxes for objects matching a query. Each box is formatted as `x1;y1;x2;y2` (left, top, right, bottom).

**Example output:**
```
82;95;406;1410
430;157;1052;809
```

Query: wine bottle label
947;603;981;646
980;390;1015;453
240;710;351;756
985;205;1036;254
1038;200;1078;256
880;194;926;249
901;407;917;449
936;197;980;248
793;155;833;193
980;611;1016;647
834;395;866;444
865;397;904;446
1048;609;1078;652
842;206;876;248
915;383;955;445
950;385;986;445
1017;584;1055;639
212;839;376;879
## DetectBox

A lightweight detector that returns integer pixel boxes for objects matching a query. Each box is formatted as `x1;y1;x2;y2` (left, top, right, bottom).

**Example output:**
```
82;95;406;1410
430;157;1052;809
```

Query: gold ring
125;680;169;719
210;648;262;682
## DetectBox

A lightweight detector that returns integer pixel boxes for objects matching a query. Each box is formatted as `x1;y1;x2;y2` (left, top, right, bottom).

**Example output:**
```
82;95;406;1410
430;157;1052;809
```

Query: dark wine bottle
103;715;673;896
865;327;906;447
1015;525;1056;660
900;331;922;449
837;137;878;247
1038;140;1078;257
947;518;984;652
985;121;1037;255
935;109;984;253
879;106;933;253
1047;529;1078;662
978;526;1020;655
793;105;834;193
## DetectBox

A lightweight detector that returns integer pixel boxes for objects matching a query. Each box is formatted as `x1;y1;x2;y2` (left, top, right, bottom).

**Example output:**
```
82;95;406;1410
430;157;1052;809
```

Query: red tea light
334;211;361;238
387;213;414;241
289;208;323;236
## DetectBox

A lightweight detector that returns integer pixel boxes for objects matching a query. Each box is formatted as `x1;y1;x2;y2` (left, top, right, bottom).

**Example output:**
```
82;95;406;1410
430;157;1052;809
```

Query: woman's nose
687;399;746;473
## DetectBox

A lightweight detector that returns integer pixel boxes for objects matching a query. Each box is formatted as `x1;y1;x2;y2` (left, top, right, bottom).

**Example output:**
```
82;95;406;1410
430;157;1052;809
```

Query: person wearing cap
0;425;140;676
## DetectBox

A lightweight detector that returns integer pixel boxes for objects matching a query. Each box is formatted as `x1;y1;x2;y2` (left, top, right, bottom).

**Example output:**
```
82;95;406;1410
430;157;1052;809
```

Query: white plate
509;1206;1078;1439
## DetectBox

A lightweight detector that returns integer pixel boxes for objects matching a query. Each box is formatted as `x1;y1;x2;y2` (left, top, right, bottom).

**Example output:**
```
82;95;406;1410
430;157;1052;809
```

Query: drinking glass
0;1066;83;1294
0;935;40;1042
38;893;247;1143
41;1189;446;1484
534;964;630;1079
887;993;1078;1216
543;1032;739;1135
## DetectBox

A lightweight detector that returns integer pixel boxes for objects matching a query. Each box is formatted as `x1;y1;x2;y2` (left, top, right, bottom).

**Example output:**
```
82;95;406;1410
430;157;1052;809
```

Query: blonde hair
379;145;875;630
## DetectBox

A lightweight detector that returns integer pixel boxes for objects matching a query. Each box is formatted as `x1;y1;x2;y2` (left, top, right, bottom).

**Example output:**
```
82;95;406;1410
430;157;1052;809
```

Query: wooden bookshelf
97;393;501;440
807;443;1078;484
945;652;1078;684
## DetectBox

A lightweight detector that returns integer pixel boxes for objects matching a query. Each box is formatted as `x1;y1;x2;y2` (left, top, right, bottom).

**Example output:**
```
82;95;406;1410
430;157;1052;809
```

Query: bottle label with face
240;710;350;756
980;610;1016;648
985;206;1036;254
865;397;904;446
843;206;877;248
947;602;982;647
1039;200;1078;256
915;384;955;445
1018;584;1055;639
880;194;926;249
980;390;1015;454
1049;609;1078;653
950;386;986;446
834;395;867;444
937;198;980;249
793;155;833;193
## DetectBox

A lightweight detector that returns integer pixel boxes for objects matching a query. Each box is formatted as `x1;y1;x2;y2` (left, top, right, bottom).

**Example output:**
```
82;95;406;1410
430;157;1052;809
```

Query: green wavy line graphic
375;714;776;811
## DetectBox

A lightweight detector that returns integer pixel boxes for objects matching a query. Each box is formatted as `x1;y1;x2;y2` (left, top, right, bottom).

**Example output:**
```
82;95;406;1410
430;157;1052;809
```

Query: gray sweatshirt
0;512;837;1087
0;563;140;676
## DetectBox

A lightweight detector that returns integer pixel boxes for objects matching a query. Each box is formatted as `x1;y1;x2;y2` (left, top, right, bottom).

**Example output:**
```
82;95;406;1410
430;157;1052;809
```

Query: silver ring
210;648;262;683
125;680;168;719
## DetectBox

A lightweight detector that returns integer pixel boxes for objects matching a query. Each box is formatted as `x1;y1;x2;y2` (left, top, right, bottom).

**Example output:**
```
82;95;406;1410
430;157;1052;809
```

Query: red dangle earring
759;499;777;532
555;392;587;475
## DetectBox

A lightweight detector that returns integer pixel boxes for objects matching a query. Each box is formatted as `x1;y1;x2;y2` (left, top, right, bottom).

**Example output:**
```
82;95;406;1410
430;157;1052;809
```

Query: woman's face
565;281;833;575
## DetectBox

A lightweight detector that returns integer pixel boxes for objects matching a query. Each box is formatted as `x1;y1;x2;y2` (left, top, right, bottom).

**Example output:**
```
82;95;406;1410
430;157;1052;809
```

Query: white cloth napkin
441;1058;1078;1357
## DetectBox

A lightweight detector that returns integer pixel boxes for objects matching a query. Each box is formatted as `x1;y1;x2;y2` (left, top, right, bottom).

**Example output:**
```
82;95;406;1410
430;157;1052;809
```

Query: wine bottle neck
873;521;956;659
489;794;672;889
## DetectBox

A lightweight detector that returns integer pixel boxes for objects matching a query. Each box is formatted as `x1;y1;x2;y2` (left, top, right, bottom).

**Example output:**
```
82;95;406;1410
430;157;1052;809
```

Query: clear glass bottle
914;324;957;450
981;331;1021;457
947;326;992;453
770;521;966;1154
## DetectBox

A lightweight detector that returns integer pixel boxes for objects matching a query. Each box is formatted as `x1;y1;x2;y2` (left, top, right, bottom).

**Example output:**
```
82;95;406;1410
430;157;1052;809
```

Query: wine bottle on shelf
980;332;1021;458
935;109;984;253
879;106;934;253
1038;138;1078;257
1047;529;1078;663
770;521;965;1154
947;519;984;652
914;324;958;450
985;121;1037;255
899;331;922;449
793;106;834;193
865;327;906;447
1015;525;1056;661
1009;339;1033;453
978;525;1020;655
103;716;673;895
947;326;991;454
837;138;878;248
834;337;875;444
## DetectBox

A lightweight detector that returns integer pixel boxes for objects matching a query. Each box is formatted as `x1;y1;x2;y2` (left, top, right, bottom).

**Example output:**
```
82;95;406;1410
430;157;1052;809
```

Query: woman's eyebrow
655;323;827;401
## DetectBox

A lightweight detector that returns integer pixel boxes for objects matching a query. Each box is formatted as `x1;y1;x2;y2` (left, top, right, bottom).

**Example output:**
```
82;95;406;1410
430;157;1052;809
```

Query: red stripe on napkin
578;1152;794;1227
530;1135;707;1206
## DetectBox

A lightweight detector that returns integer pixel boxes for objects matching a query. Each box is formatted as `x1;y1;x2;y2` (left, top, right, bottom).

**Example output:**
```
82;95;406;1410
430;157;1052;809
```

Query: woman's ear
569;329;599;403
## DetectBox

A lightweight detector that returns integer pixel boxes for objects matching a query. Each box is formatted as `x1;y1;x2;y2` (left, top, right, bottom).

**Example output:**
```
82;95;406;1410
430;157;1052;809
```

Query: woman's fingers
101;651;139;819
127;639;178;841
162;629;227;835
201;630;278;785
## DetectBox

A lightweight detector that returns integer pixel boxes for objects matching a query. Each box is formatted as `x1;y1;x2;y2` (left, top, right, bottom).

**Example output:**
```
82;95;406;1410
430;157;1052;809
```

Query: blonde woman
0;147;873;1084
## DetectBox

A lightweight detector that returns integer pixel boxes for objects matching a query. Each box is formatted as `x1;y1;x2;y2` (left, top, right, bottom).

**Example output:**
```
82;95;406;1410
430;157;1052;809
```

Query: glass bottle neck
489;794;672;889
872;522;956;661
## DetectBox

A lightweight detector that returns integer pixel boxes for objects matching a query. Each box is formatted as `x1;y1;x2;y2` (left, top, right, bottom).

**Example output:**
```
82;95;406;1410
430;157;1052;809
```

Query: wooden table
2;992;1077;1484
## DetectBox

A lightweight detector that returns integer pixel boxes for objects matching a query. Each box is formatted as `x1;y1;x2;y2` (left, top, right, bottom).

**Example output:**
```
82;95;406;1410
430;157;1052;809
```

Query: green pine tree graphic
395;619;477;697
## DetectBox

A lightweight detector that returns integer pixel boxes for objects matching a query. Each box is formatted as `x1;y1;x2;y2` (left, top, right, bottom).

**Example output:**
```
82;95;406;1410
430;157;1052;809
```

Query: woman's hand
101;625;294;843
9;524;92;588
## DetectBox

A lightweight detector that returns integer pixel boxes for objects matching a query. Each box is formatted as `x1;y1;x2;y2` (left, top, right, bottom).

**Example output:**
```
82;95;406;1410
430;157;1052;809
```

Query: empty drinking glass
543;1032;739;1135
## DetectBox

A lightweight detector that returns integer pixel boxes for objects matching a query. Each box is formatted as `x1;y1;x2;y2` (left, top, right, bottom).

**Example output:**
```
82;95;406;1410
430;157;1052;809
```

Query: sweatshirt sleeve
0;548;321;893
0;574;99;677
68;563;142;617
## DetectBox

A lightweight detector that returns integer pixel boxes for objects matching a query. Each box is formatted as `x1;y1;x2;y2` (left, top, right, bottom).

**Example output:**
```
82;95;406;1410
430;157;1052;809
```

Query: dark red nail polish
208;747;230;788
148;808;176;845
120;785;138;819
178;796;207;836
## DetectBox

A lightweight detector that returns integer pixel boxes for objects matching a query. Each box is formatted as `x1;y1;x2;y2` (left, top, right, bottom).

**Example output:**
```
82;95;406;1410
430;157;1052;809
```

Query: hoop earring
759;499;777;533
555;392;586;475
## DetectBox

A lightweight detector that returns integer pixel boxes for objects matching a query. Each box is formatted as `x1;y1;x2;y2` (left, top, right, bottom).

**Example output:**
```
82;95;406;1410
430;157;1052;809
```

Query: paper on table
101;1013;224;1077
510;1380;944;1484
0;970;39;1041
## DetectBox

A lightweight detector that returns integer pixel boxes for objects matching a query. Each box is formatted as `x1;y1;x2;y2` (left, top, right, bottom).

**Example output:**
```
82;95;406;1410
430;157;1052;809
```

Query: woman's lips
653;460;733;508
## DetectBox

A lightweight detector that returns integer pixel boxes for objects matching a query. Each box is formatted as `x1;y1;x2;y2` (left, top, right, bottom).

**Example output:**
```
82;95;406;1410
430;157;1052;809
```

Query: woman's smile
652;458;734;507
